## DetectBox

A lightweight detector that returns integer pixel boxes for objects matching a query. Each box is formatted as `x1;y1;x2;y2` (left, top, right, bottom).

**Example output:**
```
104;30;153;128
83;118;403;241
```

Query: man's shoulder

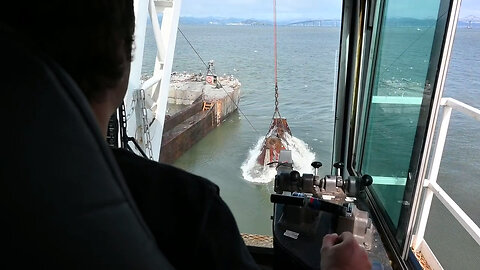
111;147;220;195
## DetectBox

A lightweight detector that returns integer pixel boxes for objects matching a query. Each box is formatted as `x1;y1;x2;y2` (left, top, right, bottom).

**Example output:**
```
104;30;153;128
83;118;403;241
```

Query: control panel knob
361;174;373;187
311;161;322;169
333;162;344;169
311;161;322;176
333;162;344;176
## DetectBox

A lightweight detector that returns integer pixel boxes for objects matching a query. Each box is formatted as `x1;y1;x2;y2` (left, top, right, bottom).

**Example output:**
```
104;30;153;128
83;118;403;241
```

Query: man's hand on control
320;232;372;270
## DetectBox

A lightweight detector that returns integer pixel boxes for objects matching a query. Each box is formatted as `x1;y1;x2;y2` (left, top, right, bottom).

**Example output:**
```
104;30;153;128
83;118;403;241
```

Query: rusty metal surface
163;97;203;132
241;233;274;249
160;74;241;163
160;106;215;163
414;250;432;270
257;118;292;165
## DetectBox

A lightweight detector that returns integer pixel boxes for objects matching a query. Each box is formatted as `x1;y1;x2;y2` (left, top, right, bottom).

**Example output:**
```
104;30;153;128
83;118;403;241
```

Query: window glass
150;3;343;235
361;0;441;229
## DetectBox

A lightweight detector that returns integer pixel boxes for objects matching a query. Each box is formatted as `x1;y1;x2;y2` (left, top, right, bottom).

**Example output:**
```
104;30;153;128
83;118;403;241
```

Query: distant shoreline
176;17;480;28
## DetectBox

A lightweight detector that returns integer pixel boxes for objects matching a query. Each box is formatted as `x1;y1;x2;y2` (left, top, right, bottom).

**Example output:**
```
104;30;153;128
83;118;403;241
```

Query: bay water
142;25;480;268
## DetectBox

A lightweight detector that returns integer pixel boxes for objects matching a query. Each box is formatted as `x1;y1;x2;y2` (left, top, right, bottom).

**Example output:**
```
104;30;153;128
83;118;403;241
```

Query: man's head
1;0;135;103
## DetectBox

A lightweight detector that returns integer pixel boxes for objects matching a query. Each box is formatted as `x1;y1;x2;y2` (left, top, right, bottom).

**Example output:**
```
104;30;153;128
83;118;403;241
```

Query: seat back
0;33;173;269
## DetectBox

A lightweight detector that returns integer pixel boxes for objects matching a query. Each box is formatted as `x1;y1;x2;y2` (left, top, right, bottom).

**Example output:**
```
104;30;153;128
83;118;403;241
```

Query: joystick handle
333;162;344;176
311;161;322;169
311;161;322;175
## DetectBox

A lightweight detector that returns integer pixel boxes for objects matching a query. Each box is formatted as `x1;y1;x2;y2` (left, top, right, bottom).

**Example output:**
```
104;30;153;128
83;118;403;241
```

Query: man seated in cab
1;0;371;269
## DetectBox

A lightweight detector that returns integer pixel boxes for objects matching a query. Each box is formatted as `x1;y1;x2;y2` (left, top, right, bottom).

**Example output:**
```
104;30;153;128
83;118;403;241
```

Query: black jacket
112;148;260;270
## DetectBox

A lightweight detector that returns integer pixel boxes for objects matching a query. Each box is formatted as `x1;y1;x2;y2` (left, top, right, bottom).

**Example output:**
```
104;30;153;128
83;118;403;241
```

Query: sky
179;0;342;21
461;0;480;18
179;0;480;20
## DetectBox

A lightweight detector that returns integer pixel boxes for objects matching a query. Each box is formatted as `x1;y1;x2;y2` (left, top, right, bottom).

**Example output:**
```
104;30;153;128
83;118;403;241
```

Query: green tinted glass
361;0;441;228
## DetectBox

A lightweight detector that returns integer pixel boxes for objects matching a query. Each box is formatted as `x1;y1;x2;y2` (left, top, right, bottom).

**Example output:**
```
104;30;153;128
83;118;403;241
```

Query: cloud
180;0;342;20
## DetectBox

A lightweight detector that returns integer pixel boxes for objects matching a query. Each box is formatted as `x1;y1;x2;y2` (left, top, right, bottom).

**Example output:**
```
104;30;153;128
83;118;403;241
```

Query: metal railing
412;97;480;268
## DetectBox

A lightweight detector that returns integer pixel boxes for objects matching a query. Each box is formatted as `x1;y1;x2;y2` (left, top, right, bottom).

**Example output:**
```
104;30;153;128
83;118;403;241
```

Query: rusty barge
159;65;241;163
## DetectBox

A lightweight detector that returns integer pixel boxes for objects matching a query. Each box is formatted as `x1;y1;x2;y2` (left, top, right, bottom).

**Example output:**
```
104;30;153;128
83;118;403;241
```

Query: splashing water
241;133;316;184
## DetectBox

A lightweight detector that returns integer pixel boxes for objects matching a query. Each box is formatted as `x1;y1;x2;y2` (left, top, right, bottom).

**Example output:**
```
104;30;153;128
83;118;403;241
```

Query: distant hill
179;17;271;26
458;16;480;29
179;16;337;26
176;16;480;28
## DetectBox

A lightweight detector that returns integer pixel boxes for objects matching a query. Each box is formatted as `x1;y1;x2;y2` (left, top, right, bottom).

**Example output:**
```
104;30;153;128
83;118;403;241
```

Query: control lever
333;162;344;176
270;193;346;217
311;161;322;176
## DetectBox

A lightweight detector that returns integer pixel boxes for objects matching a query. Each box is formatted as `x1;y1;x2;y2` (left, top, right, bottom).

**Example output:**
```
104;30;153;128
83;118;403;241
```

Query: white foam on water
241;133;316;184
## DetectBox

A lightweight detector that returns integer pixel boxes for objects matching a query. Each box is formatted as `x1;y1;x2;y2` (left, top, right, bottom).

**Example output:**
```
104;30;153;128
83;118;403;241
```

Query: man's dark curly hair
1;0;135;101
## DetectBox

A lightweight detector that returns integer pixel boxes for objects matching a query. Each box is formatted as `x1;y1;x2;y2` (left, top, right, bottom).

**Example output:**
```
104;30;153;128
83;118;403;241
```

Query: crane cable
262;0;290;143
272;0;282;120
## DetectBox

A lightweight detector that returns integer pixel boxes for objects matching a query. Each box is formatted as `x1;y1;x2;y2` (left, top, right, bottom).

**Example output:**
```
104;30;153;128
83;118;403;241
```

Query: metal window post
126;0;150;141
150;0;182;161
125;0;182;161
